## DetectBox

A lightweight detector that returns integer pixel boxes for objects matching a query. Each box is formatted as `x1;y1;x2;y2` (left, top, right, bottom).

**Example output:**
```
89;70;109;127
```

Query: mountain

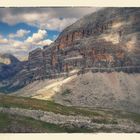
1;94;140;133
28;7;140;81
0;53;22;80
0;8;140;97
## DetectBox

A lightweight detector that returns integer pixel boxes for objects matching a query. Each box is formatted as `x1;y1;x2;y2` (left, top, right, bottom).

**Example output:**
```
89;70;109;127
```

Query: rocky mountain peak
0;53;20;65
1;8;140;93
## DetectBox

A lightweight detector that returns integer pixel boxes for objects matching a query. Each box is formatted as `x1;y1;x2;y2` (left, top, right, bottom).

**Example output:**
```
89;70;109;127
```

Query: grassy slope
0;112;65;133
0;95;140;133
0;95;102;117
0;112;94;133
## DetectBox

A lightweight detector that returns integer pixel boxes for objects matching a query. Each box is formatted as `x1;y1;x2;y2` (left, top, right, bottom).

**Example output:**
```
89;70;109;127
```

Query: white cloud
0;34;8;44
25;29;53;51
0;38;8;44
0;8;100;31
0;30;53;60
1;11;74;31
37;39;53;46
0;26;53;61
0;33;29;52
0;39;29;53
9;29;30;38
2;13;77;31
26;29;47;43
42;18;77;31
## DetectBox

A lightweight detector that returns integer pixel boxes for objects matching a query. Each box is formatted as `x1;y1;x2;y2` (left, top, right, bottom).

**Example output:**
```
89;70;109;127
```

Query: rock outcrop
28;8;140;80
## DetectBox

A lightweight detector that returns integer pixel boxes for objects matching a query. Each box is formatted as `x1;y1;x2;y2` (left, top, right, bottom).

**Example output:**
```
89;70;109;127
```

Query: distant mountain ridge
0;53;25;90
0;53;20;65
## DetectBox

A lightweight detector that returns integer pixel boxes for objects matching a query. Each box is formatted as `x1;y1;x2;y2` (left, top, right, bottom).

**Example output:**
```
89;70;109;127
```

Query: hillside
13;72;140;114
0;112;68;133
0;95;140;133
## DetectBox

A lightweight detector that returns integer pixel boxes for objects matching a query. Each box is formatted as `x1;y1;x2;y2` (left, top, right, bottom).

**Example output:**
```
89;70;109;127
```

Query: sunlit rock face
31;8;140;78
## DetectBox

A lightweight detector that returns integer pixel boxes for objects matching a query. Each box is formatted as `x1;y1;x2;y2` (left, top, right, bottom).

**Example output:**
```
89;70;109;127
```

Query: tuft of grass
61;89;71;96
0;113;11;129
119;112;140;124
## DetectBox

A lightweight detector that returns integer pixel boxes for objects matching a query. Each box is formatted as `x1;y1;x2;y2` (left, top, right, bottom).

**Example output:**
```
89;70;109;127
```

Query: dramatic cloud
0;7;100;31
26;29;53;48
9;29;30;39
0;38;29;54
0;29;53;60
41;18;77;31
26;29;47;43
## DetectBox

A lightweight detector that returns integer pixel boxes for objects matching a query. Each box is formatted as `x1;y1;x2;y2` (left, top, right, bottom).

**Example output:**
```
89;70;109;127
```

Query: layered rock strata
28;8;140;80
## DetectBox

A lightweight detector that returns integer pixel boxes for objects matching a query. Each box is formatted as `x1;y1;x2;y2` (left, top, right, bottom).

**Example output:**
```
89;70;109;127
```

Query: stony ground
13;72;140;114
53;72;140;114
0;95;140;133
0;107;140;133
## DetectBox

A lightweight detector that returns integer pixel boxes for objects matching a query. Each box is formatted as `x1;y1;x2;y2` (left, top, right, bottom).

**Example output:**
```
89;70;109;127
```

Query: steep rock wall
27;8;140;80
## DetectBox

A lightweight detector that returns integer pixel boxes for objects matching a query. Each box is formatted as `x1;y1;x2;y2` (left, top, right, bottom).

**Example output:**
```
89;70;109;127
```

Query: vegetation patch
0;95;102;118
0;112;68;133
0;112;95;133
61;89;71;96
0;94;140;130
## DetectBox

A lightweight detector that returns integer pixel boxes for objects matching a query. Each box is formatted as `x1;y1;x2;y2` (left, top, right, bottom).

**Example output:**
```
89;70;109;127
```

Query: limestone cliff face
28;8;140;80
1;8;140;92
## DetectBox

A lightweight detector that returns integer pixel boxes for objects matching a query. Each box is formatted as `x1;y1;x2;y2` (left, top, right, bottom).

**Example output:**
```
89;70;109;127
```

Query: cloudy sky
0;7;100;60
